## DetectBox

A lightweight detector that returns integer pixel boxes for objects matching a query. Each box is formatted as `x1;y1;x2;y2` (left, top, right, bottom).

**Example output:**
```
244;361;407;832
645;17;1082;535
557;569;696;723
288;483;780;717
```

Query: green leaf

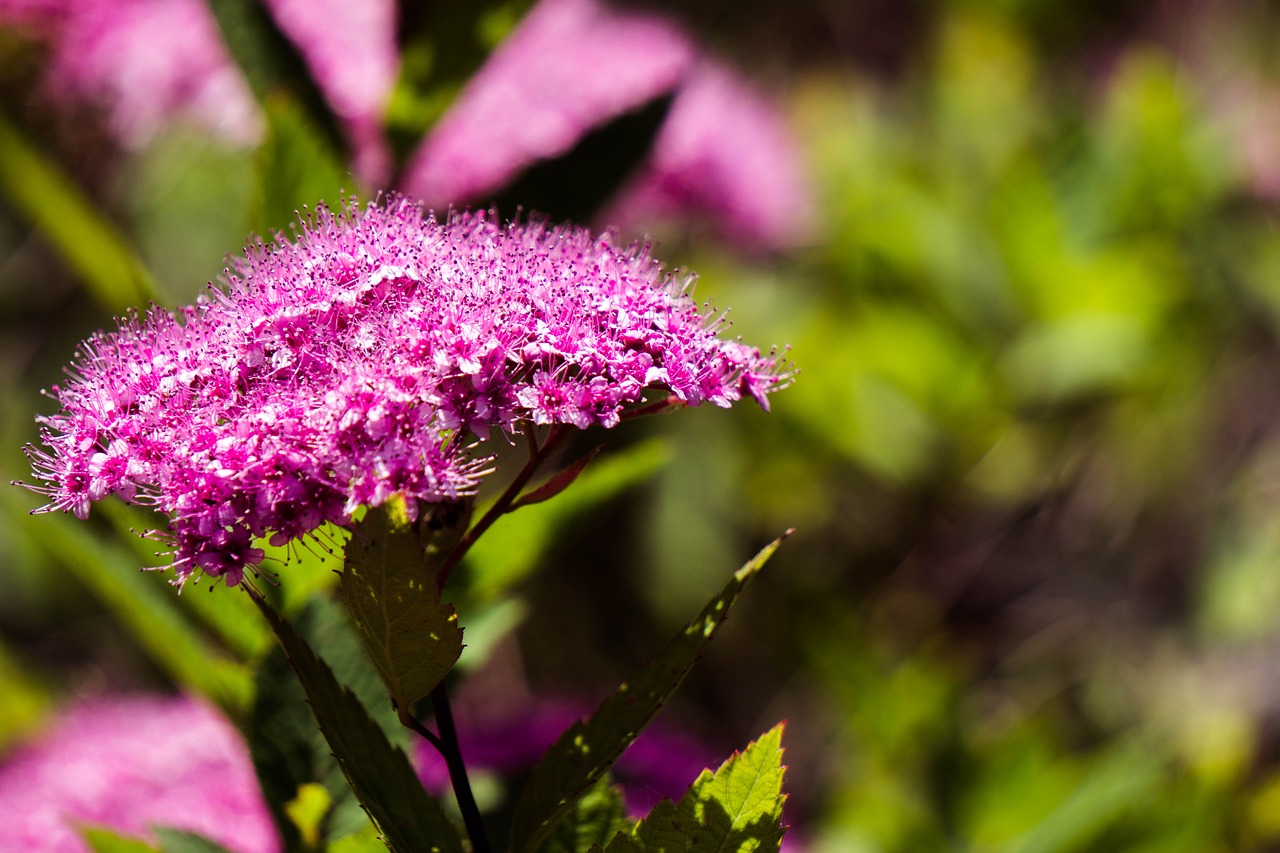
510;533;790;853
385;0;533;164
285;783;333;850
0;637;50;752
453;595;528;674
251;591;464;853
0;110;155;311
80;827;161;853
1012;742;1165;853
248;595;404;846
541;777;632;853
327;827;390;853
152;827;236;853
623;725;788;853
340;503;465;711
96;500;271;662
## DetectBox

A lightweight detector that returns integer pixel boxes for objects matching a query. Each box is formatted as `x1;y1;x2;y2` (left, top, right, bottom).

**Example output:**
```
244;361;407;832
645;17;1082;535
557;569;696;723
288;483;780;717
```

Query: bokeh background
4;0;1280;849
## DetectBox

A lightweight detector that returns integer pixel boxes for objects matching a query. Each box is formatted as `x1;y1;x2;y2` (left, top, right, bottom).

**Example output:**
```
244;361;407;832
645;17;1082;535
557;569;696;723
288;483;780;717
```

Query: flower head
22;196;788;586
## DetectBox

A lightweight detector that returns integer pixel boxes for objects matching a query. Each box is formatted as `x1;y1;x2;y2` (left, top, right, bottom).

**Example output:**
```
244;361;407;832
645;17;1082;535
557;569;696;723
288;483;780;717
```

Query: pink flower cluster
0;695;279;853
23;196;787;585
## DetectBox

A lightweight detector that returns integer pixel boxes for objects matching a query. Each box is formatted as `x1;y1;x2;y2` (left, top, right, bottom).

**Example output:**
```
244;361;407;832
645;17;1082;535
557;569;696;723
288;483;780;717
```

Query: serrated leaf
152;827;236;853
251;591;464;853
599;836;638;853
541;777;632;853
80;827;161;853
341;504;465;710
620;800;677;852
511;534;790;853
625;725;788;853
509;446;602;512
249;596;394;847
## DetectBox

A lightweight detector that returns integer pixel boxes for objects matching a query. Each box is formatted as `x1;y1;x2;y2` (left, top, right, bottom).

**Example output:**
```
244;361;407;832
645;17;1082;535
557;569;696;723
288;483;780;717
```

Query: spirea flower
0;695;280;853
21;195;787;586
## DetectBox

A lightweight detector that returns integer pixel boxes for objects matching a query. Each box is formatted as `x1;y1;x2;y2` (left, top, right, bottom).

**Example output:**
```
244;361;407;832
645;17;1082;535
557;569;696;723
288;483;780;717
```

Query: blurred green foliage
3;0;1280;851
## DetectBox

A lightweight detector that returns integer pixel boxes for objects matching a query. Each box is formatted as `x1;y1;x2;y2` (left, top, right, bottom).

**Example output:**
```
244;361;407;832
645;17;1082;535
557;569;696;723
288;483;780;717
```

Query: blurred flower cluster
0;695;278;853
0;0;810;248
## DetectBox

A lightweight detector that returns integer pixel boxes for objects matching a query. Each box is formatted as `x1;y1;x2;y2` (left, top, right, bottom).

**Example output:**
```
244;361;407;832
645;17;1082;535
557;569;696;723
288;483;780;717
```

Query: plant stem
436;424;568;589
429;682;490;853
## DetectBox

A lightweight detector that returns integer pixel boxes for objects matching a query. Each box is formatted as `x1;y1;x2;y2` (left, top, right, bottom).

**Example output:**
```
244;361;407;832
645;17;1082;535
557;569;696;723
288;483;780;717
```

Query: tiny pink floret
22;196;788;585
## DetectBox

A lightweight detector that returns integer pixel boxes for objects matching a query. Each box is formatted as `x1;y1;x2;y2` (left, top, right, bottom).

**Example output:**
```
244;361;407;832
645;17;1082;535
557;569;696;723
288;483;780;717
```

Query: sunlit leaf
152;828;236;853
465;440;669;603
340;503;464;711
510;445;602;511
80;828;160;853
621;725;787;853
510;533;789;853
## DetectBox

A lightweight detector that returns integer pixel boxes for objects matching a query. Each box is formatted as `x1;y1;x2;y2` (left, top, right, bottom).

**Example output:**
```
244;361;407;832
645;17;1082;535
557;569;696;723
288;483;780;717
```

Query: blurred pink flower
0;694;280;853
401;0;811;249
3;0;398;182
402;0;694;206
601;60;814;248
261;0;398;183
43;0;262;148
414;695;719;816
0;0;61;29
